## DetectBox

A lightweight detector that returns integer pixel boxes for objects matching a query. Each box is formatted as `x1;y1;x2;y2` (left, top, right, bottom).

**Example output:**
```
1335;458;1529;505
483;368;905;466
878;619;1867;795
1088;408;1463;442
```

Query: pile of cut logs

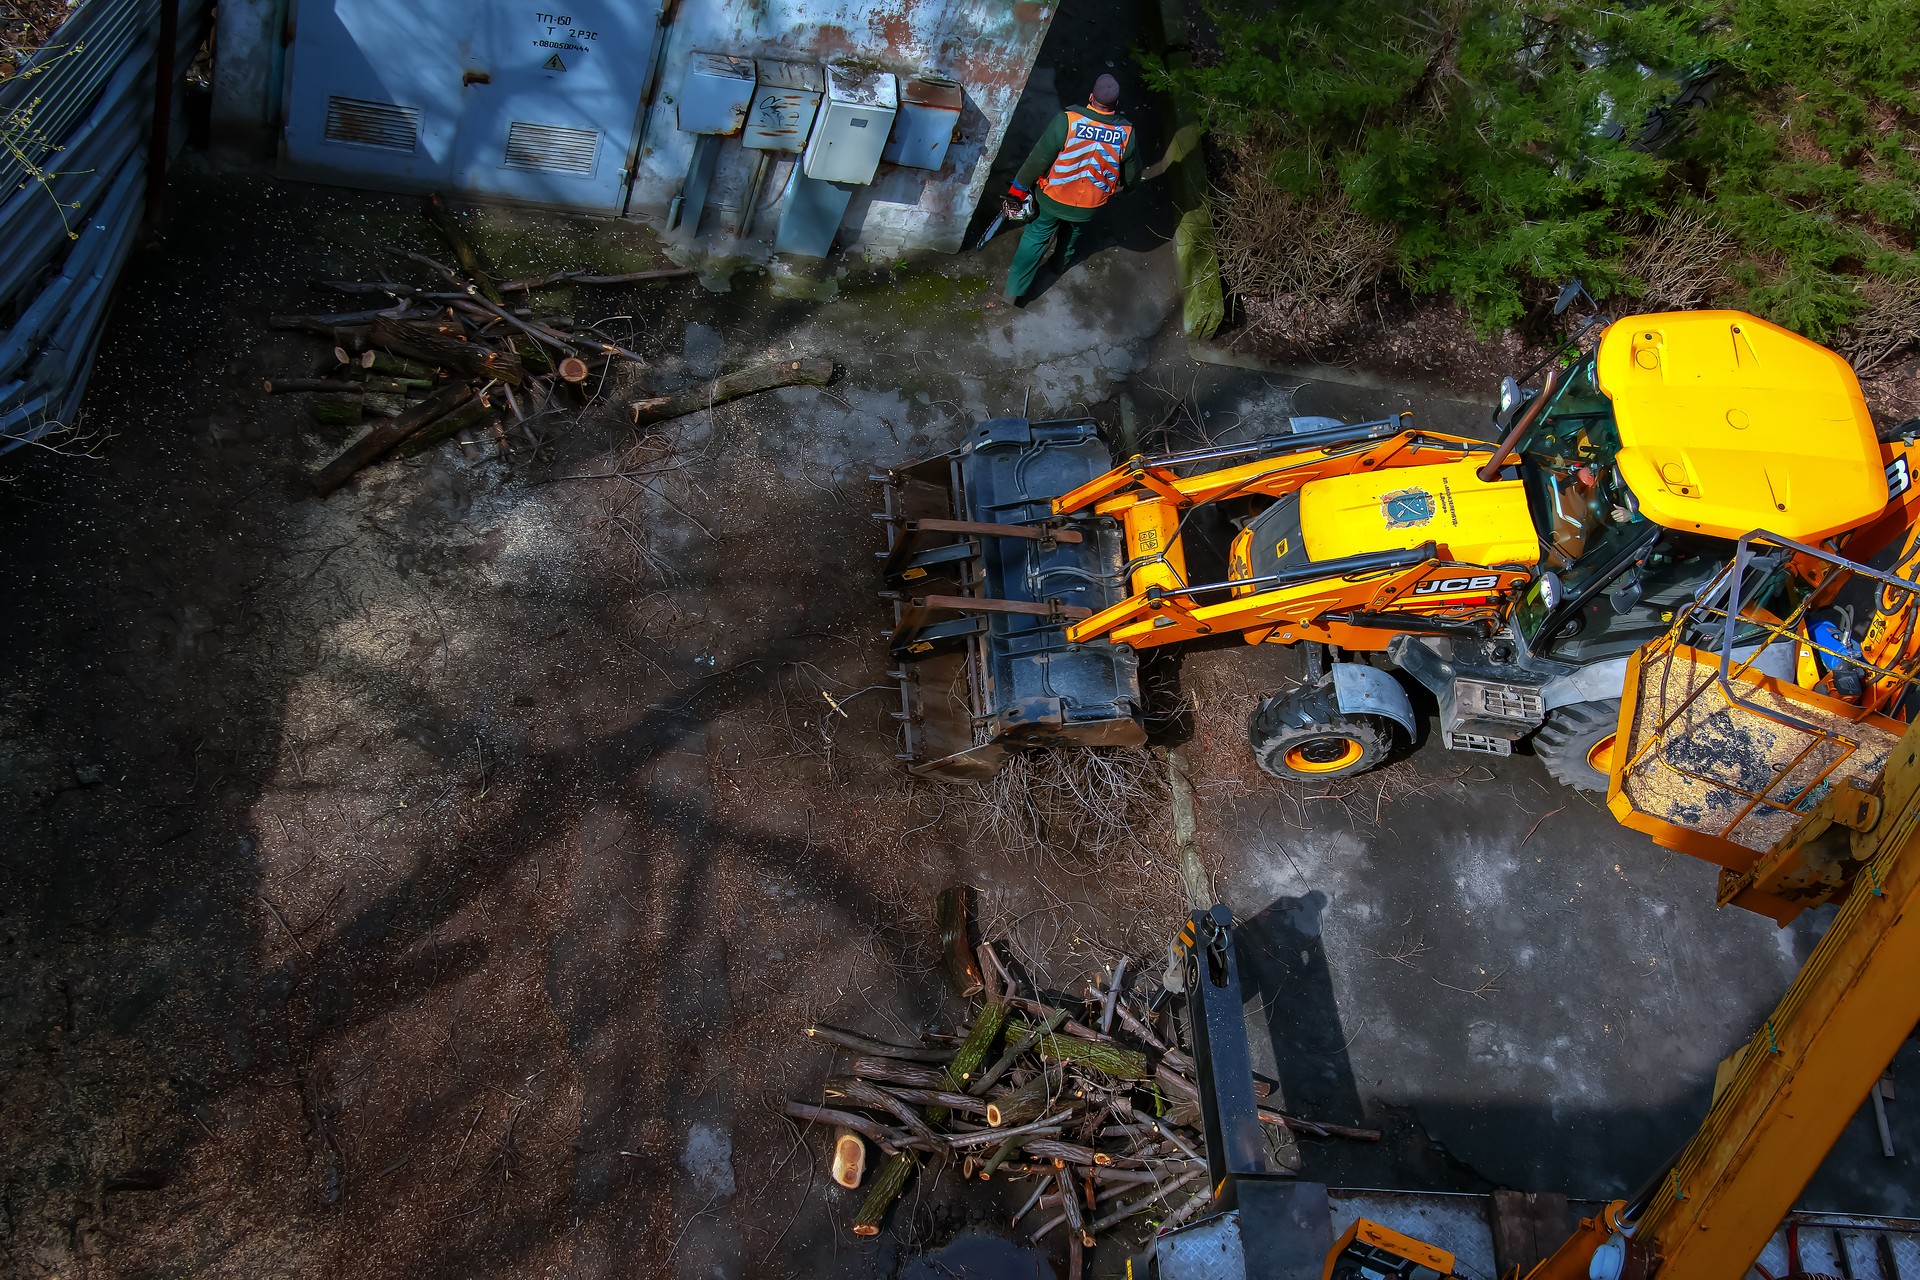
266;194;692;496
785;903;1379;1274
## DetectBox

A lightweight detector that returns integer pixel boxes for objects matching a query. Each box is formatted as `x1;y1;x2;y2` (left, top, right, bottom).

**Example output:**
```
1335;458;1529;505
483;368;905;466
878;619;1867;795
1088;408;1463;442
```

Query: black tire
1248;705;1392;782
1534;698;1623;793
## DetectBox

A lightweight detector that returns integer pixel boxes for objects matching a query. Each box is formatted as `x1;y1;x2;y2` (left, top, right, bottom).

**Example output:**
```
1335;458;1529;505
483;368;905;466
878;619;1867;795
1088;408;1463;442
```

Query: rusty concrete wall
631;0;1059;257
206;0;1055;256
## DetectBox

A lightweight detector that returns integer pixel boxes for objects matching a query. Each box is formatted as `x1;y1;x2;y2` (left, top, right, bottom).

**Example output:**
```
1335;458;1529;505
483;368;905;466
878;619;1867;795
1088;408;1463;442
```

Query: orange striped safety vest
1039;110;1132;209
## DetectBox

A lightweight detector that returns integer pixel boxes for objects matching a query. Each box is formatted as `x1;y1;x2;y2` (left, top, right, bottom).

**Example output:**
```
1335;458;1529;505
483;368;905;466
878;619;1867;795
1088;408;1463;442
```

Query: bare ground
0;175;1191;1277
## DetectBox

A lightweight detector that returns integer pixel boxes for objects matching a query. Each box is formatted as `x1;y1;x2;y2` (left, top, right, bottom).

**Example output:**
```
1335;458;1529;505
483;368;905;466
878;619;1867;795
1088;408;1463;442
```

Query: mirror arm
1477;365;1562;484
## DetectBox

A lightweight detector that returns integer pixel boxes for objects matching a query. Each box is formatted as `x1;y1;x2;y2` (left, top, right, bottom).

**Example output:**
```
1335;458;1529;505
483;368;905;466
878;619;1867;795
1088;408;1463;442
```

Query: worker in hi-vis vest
1001;74;1142;305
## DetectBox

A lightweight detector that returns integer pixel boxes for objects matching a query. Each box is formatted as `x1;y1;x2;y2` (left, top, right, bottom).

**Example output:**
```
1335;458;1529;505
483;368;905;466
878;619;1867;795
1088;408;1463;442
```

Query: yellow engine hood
1299;457;1539;567
1598;311;1884;541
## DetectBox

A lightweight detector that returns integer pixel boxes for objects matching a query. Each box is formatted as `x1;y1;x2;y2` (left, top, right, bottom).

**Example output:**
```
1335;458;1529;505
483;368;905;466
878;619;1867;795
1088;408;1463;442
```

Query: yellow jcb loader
877;309;1920;788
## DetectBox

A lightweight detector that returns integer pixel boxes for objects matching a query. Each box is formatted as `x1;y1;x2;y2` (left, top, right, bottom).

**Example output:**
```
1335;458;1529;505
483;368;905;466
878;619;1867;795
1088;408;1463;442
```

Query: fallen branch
803;1025;950;1064
825;1078;941;1145
1085;1166;1207;1234
498;266;697;292
306;393;364;427
1111;1000;1168;1052
1012;1177;1049;1227
846;1057;949;1090
392;391;496;458
1024;1139;1113;1168
266;377;427;395
944;1112;1071;1150
629;358;835;425
1257;1105;1380;1143
781;1100;919;1155
1098;957;1129;1034
979;1131;1030;1180
1008;996;1118;1045
1057;1166;1091;1247
837;1082;988;1118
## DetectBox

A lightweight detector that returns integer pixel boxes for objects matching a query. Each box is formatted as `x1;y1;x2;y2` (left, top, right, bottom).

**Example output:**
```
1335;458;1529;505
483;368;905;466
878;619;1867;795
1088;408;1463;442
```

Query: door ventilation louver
503;121;598;175
322;96;421;153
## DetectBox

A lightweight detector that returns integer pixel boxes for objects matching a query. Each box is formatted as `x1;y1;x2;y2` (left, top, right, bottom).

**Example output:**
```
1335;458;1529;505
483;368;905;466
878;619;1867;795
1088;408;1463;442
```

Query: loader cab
1509;353;1723;660
1509;310;1888;663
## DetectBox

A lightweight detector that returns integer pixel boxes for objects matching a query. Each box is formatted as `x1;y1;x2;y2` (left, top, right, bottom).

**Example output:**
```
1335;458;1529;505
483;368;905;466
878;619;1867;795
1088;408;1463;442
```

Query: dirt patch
1215;293;1552;402
1862;352;1920;426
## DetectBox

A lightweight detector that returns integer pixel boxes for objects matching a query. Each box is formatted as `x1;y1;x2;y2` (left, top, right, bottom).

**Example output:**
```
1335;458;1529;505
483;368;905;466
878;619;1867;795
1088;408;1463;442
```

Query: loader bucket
877;418;1144;781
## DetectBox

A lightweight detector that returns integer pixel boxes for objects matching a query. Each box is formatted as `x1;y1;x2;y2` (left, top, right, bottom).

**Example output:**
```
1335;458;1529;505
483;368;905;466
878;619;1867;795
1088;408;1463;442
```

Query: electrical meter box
676;53;756;135
744;59;823;152
802;64;898;184
883;75;963;170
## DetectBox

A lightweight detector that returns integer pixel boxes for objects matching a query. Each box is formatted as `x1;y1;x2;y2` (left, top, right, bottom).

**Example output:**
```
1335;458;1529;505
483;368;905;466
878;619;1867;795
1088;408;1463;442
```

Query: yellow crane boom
1532;712;1920;1279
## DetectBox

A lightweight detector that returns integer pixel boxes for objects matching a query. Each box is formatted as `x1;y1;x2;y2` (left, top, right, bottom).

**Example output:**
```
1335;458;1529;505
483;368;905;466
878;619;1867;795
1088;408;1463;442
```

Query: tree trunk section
370;315;524;385
392;393;495;458
311;384;474;496
1016;1020;1150;1079
987;1071;1056;1128
970;1007;1066;1096
927;1002;1007;1123
306;393;364;427
364;351;436;379
851;1151;915;1237
936;885;982;999
832;1131;866;1189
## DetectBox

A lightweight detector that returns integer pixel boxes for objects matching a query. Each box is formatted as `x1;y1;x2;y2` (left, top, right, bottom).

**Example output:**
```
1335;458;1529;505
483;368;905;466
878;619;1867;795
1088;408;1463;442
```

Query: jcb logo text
1412;574;1498;595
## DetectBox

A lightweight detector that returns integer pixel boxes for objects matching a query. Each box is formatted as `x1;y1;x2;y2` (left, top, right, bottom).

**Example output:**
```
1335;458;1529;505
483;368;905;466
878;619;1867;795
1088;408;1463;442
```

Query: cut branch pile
786;933;1380;1260
265;193;681;496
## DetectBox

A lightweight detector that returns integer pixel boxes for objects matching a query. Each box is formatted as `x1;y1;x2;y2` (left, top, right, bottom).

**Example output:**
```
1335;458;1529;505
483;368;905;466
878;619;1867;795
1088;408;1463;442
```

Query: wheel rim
1284;736;1365;774
1586;733;1617;776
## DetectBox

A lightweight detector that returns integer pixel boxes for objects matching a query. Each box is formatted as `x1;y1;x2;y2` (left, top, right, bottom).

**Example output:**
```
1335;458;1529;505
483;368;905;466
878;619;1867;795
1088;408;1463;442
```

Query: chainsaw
973;195;1034;251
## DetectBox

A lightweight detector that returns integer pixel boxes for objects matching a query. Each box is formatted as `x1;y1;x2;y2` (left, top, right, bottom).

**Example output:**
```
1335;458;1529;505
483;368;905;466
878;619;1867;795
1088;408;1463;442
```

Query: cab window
1536;530;1728;662
1517;355;1631;573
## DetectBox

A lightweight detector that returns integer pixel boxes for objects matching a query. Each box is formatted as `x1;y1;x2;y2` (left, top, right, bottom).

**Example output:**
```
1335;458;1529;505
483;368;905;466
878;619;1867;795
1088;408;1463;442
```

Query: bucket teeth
877;416;1145;779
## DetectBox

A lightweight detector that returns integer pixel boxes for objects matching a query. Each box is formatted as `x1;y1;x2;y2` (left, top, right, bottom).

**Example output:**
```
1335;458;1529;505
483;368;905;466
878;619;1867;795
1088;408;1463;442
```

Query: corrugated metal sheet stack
0;0;209;453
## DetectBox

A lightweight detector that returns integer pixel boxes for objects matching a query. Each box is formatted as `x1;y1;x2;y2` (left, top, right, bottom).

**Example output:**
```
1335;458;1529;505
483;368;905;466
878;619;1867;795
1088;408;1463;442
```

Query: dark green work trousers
1004;206;1087;301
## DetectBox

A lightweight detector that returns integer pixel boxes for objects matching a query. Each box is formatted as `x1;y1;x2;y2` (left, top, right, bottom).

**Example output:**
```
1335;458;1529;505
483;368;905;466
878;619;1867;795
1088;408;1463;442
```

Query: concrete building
208;0;1058;263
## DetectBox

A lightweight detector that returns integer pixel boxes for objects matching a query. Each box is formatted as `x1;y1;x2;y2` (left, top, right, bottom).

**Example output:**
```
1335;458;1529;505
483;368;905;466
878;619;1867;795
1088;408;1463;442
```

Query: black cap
1091;74;1121;108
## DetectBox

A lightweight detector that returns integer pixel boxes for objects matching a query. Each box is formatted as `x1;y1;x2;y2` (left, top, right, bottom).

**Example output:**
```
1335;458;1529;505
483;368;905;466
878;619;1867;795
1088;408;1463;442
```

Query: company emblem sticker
1380;487;1436;530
